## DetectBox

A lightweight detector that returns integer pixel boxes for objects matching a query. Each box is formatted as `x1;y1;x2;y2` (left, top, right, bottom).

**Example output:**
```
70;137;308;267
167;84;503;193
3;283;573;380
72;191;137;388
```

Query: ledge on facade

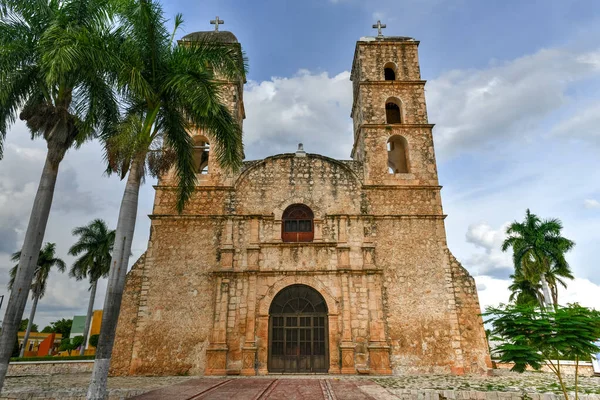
152;185;234;190
259;241;338;248
211;268;384;276
361;184;442;190
358;80;427;85
359;123;435;129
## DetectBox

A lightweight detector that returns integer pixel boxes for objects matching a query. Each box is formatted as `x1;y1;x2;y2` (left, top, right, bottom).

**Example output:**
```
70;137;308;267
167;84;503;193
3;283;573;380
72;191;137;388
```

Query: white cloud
0;123;154;328
463;222;513;279
584;199;600;209
476;276;600;311
427;48;600;157
244;70;354;160
552;103;600;144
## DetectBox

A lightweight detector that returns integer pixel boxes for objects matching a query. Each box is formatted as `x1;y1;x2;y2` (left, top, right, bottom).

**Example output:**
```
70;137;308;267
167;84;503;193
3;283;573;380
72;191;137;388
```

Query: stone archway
268;284;329;373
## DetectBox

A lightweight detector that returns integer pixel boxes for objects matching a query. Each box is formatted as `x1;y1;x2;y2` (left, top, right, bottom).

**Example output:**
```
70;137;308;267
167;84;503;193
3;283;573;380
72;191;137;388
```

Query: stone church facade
111;28;491;377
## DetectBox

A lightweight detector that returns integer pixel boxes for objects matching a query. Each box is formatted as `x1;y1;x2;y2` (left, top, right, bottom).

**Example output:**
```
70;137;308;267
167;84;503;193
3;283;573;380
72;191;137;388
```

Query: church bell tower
351;24;439;187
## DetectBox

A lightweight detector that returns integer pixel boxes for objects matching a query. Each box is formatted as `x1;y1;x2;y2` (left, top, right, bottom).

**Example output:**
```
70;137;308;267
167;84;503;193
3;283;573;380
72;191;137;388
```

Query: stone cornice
358;80;426;86
211;268;384;277
359;123;435;129
149;214;447;220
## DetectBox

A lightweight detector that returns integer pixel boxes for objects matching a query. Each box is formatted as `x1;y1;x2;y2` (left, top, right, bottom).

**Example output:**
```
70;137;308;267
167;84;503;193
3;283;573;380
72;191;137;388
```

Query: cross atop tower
372;20;386;38
210;16;224;32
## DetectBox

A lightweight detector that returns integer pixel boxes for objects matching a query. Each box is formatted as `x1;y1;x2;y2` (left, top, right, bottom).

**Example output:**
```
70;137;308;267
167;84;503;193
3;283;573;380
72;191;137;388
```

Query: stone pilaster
205;278;230;375
241;273;258;375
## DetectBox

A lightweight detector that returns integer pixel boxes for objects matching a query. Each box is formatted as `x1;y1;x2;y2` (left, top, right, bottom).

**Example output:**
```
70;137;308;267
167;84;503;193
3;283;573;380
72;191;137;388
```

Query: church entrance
268;284;329;373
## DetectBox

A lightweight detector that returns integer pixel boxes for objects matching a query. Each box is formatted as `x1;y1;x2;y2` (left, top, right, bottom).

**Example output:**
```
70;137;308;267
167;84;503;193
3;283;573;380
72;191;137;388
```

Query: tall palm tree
8;243;66;357
501;209;575;309
508;272;543;307
87;1;246;398
0;0;120;387
69;219;115;356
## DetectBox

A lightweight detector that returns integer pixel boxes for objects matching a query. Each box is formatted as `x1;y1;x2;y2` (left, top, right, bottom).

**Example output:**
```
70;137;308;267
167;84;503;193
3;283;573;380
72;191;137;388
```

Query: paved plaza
1;371;599;399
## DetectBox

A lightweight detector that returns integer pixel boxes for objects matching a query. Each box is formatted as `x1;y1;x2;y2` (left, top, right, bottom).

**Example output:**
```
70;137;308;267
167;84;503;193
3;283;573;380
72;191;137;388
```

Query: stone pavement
1;371;599;399
130;378;391;400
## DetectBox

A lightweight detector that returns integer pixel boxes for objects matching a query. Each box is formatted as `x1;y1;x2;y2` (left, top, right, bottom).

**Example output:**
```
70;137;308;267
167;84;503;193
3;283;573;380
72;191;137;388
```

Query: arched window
282;204;314;242
192;135;210;174
384;62;396;80
385;98;402;124
387;135;409;173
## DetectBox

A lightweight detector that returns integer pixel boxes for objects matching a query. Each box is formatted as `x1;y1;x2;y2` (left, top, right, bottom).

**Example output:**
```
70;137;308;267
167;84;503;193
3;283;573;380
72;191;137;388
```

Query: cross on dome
372;20;386;37
210;16;224;32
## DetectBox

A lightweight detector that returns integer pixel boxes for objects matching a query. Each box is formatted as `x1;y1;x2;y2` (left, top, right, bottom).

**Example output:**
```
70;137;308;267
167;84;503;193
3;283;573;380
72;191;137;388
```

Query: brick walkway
131;378;387;400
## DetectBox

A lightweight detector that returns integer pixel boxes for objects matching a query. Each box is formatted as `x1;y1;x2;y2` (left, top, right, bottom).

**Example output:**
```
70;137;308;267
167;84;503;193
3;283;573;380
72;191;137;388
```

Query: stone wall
7;360;94;376
495;361;596;377
110;254;145;376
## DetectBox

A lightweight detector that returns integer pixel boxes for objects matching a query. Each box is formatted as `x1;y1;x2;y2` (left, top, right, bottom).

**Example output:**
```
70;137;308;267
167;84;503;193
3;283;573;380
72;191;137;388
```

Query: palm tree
8;243;66;357
508;272;543;307
0;0;120;387
501;209;575;309
87;2;246;398
69;219;115;356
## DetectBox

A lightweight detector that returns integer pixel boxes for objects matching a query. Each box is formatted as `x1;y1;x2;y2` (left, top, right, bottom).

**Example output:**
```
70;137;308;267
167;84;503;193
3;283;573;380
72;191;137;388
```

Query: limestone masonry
111;29;492;377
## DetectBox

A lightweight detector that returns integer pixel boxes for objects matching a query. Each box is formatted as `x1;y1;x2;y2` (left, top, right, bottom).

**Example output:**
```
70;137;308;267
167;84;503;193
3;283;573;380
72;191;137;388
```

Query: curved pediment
234;153;363;217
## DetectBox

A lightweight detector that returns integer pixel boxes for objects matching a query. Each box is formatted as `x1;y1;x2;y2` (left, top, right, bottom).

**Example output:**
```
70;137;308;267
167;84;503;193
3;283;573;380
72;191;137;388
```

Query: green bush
89;334;99;348
10;355;94;362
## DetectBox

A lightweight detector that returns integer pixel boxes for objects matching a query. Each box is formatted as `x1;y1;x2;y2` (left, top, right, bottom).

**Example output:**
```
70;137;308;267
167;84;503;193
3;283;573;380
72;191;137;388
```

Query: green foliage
502;209;575;307
9;243;66;300
88;334;99;348
69;219;114;284
71;335;84;348
18;319;38;333
40;318;72;337
58;336;83;356
0;0;121;160
104;0;247;212
485;303;600;399
10;355;94;362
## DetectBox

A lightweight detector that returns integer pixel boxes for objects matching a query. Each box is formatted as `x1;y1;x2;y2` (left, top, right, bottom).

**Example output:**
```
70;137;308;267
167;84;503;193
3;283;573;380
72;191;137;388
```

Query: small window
387;135;409;173
282;204;314;242
385;99;402;124
192;135;210;174
384;62;397;81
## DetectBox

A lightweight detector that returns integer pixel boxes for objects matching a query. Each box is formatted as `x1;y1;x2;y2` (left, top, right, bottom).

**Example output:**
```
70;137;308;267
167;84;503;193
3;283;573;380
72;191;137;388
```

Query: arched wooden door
268;284;328;373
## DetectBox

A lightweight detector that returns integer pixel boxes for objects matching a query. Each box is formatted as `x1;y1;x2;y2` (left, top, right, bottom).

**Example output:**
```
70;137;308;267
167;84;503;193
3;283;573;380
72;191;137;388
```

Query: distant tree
59;338;74;356
71;335;84;350
18;319;38;333
68;219;114;355
0;0;120;390
88;334;99;348
40;319;72;337
59;336;84;356
9;243;66;357
485;303;600;400
508;272;542;307
502;209;575;308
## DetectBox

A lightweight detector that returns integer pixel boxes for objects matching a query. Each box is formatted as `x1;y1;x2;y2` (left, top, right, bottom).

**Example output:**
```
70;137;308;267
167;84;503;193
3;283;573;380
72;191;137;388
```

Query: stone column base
205;345;228;375
340;343;356;374
241;346;257;376
368;344;392;375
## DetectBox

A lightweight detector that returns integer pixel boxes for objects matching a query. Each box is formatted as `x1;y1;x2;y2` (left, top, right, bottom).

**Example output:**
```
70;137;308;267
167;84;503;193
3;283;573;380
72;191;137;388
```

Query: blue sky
1;0;600;327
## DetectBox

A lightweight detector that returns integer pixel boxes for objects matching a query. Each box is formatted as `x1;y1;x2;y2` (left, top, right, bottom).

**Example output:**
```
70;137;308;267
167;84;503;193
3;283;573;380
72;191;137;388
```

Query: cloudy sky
2;0;600;329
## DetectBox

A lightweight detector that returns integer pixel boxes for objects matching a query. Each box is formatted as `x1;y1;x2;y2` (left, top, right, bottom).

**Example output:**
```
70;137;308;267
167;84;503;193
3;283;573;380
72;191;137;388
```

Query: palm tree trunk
80;280;98;356
87;160;143;400
19;295;39;358
0;151;61;389
540;273;553;309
